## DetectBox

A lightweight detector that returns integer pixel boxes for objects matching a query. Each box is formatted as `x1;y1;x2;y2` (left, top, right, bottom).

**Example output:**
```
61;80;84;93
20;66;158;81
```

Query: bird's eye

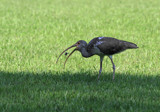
77;42;80;45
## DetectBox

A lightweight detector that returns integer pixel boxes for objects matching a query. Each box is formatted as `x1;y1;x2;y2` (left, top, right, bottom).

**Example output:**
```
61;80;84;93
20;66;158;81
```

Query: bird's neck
80;47;92;58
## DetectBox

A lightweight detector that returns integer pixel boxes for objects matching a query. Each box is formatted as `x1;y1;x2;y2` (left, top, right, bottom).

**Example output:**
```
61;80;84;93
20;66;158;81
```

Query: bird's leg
109;56;116;80
98;56;104;80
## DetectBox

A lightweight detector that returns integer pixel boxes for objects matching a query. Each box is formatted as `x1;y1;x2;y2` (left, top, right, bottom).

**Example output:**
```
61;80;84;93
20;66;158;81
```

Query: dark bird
56;37;138;80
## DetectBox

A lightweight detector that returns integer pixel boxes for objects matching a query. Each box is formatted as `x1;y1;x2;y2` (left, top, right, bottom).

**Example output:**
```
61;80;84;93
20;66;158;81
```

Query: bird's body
81;37;138;57
56;37;138;80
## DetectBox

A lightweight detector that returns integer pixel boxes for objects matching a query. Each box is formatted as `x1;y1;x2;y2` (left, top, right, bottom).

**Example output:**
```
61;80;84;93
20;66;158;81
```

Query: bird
56;37;138;80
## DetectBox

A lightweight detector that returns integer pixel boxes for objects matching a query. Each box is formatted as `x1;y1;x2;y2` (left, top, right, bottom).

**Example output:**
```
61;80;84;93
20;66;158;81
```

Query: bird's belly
91;47;104;56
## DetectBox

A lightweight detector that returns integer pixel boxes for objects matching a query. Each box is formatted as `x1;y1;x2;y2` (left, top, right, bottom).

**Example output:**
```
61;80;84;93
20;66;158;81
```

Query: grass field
0;0;160;111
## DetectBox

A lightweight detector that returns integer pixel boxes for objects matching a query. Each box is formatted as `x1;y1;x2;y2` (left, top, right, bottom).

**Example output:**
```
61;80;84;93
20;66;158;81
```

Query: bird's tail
124;41;139;49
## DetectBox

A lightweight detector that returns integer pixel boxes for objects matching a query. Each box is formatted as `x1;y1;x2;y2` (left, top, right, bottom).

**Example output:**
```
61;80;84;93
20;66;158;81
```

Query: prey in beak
65;52;68;56
56;42;80;67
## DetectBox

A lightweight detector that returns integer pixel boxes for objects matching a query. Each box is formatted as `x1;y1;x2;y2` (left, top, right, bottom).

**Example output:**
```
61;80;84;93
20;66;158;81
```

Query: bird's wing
87;37;137;55
97;37;123;55
88;37;126;55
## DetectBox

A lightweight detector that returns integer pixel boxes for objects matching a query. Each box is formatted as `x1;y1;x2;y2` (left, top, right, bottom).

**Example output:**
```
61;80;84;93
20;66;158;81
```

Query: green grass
0;0;160;111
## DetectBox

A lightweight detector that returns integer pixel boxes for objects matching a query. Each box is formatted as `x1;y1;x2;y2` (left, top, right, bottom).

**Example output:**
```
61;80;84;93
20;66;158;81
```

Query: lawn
0;0;160;111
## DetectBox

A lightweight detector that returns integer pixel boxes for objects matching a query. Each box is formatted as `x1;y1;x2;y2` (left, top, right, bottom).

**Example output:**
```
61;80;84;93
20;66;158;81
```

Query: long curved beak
64;48;77;68
56;44;77;64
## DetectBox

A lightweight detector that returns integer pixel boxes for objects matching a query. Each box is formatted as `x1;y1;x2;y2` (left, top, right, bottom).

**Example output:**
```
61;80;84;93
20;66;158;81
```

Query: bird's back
87;37;138;55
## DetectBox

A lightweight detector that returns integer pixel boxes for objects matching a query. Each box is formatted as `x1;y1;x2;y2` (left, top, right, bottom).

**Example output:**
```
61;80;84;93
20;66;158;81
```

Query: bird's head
75;40;87;51
56;40;87;67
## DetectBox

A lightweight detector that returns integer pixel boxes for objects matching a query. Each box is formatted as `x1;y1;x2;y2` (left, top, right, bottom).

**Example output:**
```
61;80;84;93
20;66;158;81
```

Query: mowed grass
0;0;160;111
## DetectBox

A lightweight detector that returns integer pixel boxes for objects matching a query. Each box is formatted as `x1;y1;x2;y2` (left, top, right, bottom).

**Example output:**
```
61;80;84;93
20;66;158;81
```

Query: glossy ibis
56;37;138;80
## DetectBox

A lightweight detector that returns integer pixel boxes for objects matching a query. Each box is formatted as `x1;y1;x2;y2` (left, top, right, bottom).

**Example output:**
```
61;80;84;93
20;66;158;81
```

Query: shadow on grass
0;70;160;111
